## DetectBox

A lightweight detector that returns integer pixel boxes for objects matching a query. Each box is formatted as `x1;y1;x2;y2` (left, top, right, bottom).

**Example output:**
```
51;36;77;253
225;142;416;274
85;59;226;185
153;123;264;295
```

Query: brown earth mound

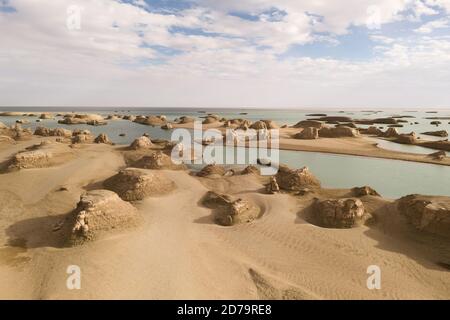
397;194;450;238
275;165;321;191
197;164;226;177
202;191;261;226
130;136;153;150
313;198;370;228
103;168;175;201
67;190;140;246
133;151;186;170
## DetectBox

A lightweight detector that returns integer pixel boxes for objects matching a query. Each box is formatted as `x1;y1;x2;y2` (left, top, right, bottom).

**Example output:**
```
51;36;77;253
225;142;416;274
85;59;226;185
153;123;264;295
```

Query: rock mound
294;127;319;140
94;133;112;144
319;126;359;138
429;150;446;160
241;165;260;175
7;141;74;171
422;130;448;137
133;151;186;170
67;190;140;246
275;165;321;191
103;168;175;201
292;120;324;129
313;198;369;228
202;191;260;226
197;164;226;177
397;195;450;238
34;126;72;138
352;186;381;197
130;136;153;150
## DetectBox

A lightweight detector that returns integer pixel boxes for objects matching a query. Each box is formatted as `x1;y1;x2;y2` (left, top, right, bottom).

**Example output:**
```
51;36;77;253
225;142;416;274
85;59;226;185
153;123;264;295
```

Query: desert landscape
0;110;449;300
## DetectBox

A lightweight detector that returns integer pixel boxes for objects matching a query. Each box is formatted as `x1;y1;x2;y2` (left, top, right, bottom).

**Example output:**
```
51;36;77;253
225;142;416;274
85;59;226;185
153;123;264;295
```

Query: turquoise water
1;108;450;198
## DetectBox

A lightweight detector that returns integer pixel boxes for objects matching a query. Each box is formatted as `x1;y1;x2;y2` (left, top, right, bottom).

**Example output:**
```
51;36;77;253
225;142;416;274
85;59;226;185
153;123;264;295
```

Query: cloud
0;0;450;108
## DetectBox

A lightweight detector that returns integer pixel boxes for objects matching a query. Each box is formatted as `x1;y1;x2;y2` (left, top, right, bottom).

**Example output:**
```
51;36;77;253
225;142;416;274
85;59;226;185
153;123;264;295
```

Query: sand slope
0;139;449;299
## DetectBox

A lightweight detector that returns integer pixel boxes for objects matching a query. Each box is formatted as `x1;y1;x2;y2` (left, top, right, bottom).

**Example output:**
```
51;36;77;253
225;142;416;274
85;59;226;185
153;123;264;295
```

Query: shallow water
1;108;450;198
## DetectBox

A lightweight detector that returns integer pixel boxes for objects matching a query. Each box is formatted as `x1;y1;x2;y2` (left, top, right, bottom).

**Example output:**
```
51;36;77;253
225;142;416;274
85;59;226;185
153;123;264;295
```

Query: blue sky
1;0;450;108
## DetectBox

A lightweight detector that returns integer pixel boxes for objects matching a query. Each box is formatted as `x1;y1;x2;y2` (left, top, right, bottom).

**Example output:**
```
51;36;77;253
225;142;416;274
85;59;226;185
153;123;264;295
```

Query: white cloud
0;0;450;108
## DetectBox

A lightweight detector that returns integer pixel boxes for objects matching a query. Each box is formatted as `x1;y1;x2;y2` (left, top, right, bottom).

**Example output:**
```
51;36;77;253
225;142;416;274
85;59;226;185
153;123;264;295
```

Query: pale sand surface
0;138;449;299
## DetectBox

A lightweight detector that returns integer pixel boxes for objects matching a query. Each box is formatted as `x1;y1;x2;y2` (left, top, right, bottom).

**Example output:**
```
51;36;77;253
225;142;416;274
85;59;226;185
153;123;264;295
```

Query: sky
1;0;450;109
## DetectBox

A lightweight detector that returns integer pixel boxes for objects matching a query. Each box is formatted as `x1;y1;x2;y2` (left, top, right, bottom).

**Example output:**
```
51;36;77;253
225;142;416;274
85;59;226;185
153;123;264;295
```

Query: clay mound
161;123;173;130
275;164;321;191
429;150;446;160
380;127;399;138
178;116;195;124
39;113;54;119
103;168;175;201
266;176;280;194
422;130;448;137
359;126;383;135
395;132;417;145
133;151;186;170
6;141;74;171
250;121;268;130
134;115;166;126
202;191;261;226
71;133;94;144
59;113;106;125
0;124;32;141
67;190;140;246
94;133;112;144
262;120;279;129
352;186;381;197
202;116;220;124
197;164;226;177
130;136;153;150
34;126;72;138
397;194;450;238
313;198;370;228
241;165;260;175
293;120;324;129
319;126;359;138
420;140;450;152
294;127;319;140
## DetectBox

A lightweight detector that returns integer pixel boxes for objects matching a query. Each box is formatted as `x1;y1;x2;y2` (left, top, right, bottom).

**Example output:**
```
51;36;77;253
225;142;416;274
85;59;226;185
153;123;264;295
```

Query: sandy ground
0;138;449;300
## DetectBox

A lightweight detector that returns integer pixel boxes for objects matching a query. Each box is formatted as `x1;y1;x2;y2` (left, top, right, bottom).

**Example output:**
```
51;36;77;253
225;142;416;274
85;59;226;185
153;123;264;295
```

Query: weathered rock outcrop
422;130;448;137
293;120;324;129
6;141;74;171
395;132;417;145
58;114;106;125
380;127;399;138
130;136;153;150
134;115;166;126
34;126;72;138
250;121;268;130
67;190;140;246
178;116;195;124
94;133;112;144
103;168;175;201
319;126;359;138
429;150;446;160
397;195;450;238
197;164;226;177
352;186;381;197
241;165;260;175
294;127;319;140
359;126;383;135
313;198;369;228
202;191;260;226
419;140;450;152
275;165;321;191
266;177;280;194
133;151;186;170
